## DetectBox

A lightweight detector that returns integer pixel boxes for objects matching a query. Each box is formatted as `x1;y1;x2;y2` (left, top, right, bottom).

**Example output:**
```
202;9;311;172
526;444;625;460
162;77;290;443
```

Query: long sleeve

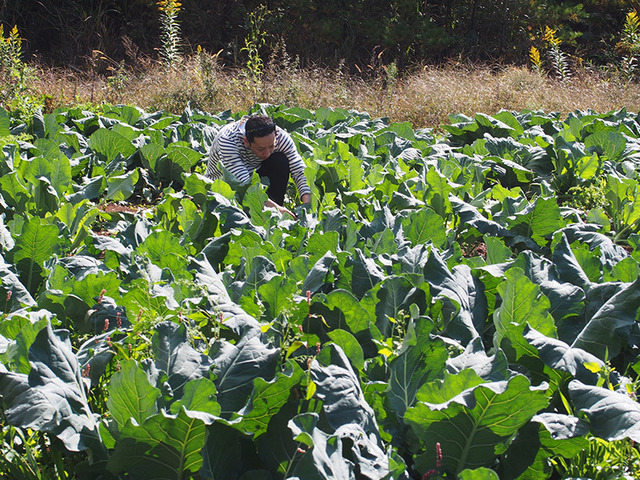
276;130;311;197
205;121;251;181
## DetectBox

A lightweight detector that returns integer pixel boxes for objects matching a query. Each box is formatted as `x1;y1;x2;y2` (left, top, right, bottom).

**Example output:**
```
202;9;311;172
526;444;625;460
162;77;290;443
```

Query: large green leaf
243;178;272;226
562;226;628;270
311;288;374;337
152;147;196;188
106;169;140;201
190;254;261;336
140;142;166;170
584;131;626;162
0;314;49;374
350;248;386;298
484;134;549;176
32;177;61;215
523;326;604;385
11;217;60;294
507;197;565;246
0;262;36;311
135;229;189;275
0;323;106;458
507;249;586;342
234;361;305;438
386;318;448;419
551;233;591;288
210;332;279;416
151;321;214;398
287;412;356;479
54;201;100;248
24;151;72;197
53;270;123;324
405;374;549;475
107;407;206;479
88;128;137;161
371;275;429;338
569;380;640;442
571;277;640;359
311;344;379;435
452;197;538;250
107;359;161;428
327;328;364;371
424;166;454;218
258;274;298;320
423;249;487;344
301;251;337;295
415;369;486;405
0;171;31;212
446;337;510;382
287;412;410;480
493;267;557;360
169;377;221;424
402;207;447;248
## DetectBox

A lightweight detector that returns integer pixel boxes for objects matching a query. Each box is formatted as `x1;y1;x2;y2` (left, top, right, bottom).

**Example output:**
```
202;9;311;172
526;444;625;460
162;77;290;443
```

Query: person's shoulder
218;119;243;139
221;118;242;131
275;125;293;140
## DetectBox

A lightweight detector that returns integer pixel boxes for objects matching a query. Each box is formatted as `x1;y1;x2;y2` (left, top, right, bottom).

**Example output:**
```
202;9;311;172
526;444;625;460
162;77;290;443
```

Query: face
244;132;276;160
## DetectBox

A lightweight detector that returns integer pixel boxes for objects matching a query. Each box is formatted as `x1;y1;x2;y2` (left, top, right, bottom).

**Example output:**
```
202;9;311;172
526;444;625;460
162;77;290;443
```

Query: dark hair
245;114;276;143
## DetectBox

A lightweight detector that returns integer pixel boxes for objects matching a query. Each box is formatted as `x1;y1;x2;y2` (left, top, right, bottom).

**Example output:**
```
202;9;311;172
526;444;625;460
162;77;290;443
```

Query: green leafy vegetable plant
1;104;640;478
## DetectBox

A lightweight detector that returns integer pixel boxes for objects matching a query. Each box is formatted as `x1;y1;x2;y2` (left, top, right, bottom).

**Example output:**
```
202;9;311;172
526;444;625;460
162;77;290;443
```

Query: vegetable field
2;103;640;479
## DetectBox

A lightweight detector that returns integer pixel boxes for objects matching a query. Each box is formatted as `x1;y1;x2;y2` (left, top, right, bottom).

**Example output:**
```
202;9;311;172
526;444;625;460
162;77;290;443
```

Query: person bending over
205;114;311;218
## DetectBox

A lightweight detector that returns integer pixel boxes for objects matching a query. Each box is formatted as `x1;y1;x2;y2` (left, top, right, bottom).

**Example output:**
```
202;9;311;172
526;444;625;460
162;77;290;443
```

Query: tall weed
157;0;182;68
618;10;640;83
544;26;571;81
0;25;41;119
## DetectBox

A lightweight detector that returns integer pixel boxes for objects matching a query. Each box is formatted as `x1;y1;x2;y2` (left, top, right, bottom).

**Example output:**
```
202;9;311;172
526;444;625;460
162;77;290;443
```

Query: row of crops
1;103;640;479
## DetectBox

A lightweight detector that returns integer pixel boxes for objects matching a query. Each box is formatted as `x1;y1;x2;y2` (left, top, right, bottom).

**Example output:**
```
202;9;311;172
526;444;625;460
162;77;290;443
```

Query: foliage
0;0;635;71
552;436;640;479
157;0;182;68
529;46;542;75
1;103;640;478
0;25;41;120
618;10;640;82
544;26;571;81
195;46;223;104
241;4;268;83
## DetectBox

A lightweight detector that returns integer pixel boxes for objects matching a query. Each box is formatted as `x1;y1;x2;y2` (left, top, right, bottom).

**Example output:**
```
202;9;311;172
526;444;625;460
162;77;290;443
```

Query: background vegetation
1;0;640;127
0;0;636;69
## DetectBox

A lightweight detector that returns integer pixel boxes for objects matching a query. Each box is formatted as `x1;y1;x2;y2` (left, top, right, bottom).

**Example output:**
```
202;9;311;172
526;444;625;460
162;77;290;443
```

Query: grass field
33;52;640;128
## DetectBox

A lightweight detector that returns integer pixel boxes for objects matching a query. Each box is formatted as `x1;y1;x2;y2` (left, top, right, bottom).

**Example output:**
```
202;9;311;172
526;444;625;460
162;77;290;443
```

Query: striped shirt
205;118;311;197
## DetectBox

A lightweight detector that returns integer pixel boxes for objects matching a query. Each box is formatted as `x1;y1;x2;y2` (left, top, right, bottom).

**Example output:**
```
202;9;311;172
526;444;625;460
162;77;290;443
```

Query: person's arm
216;124;252;183
265;198;297;218
277;130;311;202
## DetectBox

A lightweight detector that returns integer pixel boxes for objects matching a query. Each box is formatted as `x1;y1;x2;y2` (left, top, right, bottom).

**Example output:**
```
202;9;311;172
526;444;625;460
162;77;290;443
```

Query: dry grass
32;54;640;129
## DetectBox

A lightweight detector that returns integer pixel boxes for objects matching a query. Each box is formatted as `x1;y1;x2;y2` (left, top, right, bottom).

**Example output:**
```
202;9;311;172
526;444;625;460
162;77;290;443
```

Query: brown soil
99;203;140;214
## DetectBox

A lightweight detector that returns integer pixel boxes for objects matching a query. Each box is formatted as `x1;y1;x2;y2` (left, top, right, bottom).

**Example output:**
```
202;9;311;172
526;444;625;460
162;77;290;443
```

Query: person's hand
276;204;297;219
265;199;297;219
